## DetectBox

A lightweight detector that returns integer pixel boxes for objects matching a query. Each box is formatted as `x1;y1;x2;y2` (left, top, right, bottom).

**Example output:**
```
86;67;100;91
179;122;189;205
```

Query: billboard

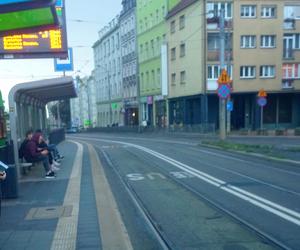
0;0;68;59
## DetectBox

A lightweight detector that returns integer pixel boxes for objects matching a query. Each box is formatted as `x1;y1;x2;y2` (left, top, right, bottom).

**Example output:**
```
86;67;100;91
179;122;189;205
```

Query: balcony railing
207;17;233;29
282;80;294;89
207;50;233;61
283;18;295;30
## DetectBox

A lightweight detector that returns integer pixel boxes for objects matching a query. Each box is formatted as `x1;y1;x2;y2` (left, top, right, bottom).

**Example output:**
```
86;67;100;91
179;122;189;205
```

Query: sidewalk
0;141;76;249
0;140;132;250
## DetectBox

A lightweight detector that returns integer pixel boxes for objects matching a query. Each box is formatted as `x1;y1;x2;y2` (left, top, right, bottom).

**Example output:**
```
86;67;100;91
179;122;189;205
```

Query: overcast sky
0;0;122;109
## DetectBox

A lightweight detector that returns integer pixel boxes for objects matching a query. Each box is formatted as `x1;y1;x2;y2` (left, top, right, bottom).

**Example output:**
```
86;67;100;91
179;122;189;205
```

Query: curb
200;143;300;166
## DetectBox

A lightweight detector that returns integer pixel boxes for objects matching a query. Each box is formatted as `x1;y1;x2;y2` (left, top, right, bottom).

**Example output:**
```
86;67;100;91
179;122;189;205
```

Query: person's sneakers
54;158;61;163
53;160;61;166
51;165;60;172
45;171;56;179
58;155;64;160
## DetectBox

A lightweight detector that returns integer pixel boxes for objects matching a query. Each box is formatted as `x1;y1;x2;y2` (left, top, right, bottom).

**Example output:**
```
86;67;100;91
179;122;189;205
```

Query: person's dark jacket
24;133;43;161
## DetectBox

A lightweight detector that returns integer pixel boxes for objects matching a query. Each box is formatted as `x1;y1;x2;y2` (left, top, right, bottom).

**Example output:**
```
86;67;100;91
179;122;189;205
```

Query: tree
50;99;71;127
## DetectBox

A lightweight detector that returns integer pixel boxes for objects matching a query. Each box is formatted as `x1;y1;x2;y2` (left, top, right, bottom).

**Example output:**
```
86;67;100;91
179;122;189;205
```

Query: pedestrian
18;130;33;160
0;170;6;216
35;129;64;162
23;132;57;178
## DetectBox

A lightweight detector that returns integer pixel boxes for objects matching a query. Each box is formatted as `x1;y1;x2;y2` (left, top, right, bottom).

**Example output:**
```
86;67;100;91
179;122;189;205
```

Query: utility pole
226;32;231;134
219;7;226;140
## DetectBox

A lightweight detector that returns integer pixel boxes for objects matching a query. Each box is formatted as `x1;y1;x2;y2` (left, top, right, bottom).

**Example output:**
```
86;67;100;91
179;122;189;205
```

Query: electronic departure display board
0;0;68;59
0;0;58;36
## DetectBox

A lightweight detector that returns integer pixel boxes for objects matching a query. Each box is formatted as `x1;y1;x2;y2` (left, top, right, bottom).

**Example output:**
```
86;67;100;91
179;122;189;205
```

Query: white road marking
75;136;300;227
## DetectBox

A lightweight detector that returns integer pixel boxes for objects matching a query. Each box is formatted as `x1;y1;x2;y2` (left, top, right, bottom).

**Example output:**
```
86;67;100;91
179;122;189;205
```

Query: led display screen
0;0;67;59
0;0;58;36
0;7;56;33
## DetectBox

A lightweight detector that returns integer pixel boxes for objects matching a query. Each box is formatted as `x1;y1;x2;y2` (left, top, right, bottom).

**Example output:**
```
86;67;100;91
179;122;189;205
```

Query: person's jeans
27;155;50;173
47;144;59;159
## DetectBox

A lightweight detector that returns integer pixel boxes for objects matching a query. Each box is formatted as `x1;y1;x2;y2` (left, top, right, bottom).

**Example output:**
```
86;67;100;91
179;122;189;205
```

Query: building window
282;64;300;79
208;33;219;50
284;5;300;20
240;66;256;78
260;65;275;78
241;5;256;18
180;43;186;57
170;20;176;33
171;73;176;85
261;6;276;18
180;71;186;84
179;15;185;29
157;68;161;86
240;35;256;48
261;35;276;48
171;47;176;60
206;2;233;19
208;65;233;80
151;70;155;85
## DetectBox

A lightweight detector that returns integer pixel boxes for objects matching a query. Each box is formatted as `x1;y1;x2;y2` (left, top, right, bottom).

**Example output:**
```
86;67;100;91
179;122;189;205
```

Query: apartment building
120;0;139;126
166;0;207;127
205;0;300;130
137;0;180;127
93;16;124;127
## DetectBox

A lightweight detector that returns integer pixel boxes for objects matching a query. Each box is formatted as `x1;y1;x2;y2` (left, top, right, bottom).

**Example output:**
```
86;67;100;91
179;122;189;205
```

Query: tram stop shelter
8;77;77;181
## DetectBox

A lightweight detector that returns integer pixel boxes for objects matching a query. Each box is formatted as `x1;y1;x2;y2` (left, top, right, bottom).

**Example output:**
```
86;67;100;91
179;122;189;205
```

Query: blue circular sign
217;84;231;99
227;100;233;111
257;97;267;107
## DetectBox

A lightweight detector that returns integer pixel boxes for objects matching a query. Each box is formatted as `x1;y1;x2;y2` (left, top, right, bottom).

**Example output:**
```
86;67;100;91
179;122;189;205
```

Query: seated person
19;130;33;161
23;132;57;178
35;129;64;162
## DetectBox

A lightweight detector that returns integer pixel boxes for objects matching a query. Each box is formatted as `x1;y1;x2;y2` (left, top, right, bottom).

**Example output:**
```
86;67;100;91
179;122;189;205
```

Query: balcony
283;48;295;60
207;17;233;30
284;18;296;30
207;50;233;61
282;80;294;89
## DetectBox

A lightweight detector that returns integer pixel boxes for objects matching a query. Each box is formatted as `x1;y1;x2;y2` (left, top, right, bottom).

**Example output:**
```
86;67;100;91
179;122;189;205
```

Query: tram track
72;135;299;250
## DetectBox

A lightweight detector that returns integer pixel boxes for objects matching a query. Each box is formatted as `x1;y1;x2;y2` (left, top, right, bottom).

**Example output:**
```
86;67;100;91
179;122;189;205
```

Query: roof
9;76;77;104
166;0;198;20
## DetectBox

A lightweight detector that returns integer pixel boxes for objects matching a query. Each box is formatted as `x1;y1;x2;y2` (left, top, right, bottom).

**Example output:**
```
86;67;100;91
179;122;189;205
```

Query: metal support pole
219;8;226;140
260;106;263;130
57;101;61;128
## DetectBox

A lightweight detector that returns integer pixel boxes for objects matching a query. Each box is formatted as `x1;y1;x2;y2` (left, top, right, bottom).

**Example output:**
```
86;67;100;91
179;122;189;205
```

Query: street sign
54;48;73;72
217;84;231;99
257;97;267;107
227;100;233;111
258;89;267;97
217;69;232;85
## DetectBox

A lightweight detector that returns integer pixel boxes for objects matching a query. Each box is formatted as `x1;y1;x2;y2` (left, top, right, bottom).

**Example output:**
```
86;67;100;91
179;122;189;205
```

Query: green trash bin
1;164;18;199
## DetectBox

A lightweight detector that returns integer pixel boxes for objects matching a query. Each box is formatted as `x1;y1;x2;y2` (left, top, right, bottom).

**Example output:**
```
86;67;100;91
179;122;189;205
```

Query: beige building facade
166;0;208;127
166;0;300;130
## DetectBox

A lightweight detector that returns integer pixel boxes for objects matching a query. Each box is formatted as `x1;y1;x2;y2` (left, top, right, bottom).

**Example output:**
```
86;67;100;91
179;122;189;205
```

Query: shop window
279;95;292;123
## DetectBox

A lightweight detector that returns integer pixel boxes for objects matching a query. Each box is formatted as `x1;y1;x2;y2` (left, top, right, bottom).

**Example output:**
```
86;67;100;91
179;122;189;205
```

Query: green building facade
137;0;180;127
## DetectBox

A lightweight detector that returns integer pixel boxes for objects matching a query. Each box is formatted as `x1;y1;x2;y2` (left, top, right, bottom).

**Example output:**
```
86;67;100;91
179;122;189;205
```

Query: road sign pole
226;99;231;133
260;106;263;130
219;7;226;140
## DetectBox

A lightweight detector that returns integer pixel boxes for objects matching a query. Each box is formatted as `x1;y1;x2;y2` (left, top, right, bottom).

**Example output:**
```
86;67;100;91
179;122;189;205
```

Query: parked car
66;126;79;133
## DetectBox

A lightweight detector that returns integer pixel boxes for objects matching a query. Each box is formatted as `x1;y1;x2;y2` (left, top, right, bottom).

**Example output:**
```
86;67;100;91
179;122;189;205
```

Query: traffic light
0;0;59;36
